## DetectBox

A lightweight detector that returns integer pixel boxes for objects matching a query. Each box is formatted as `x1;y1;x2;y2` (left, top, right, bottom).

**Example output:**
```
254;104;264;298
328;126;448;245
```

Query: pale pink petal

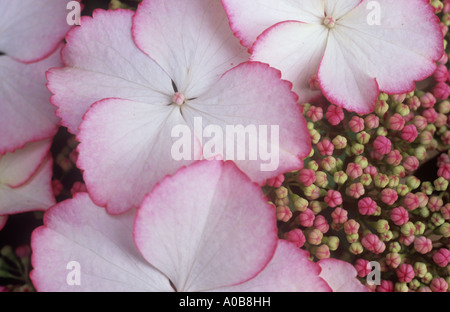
221;0;324;48
0;215;7;231
323;0;361;19
30;193;173;292
183;62;310;184
48;9;173;134
216;240;331;292
251;22;328;104
318;258;368;292
0;140;51;188
77;99;195;215
0;0;78;63
0;48;61;154
0;155;55;215
318;30;380;114
337;0;443;95
134;161;278;292
132;0;248;97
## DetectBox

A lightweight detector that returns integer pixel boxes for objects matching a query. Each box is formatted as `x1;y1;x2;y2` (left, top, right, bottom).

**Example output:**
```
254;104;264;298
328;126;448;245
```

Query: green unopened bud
307;121;314;130
395;282;409;292
309;201;324;215
431;213;445;227
346;233;359;244
306;160;319;171
309;129;321;144
439;223;450;238
335;158;343;171
392;166;406;178
323;236;340;251
421;182;434;195
332;135;347;149
414;262;428;278
294;197;309;212
388;175;400;188
308;148;314;158
420;207;430;218
396;103;410;116
434;177;448;191
349;242;363;255
414;146;427;161
419;131;433;145
396;184;410;197
409;279;421;291
360;173;373;186
401;222;416;236
351;143;364;155
0;246;13;257
315;171;328;188
380;230;394;242
438;100;450;114
376;126;388;136
376;219;390;234
422;272;433;284
303;185;316;198
406;176;421;190
374;174;389;188
415;221;426;235
355;156;369;169
375;99;389;116
389;242;401;253
356;131;370;145
334;171;348;185
321;156;337;172
379;93;389;101
425;124;436;134
275;187;288;199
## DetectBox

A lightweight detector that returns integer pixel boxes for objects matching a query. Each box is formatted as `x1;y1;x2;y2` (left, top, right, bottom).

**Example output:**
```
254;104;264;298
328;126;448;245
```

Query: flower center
172;92;186;106
323;16;336;28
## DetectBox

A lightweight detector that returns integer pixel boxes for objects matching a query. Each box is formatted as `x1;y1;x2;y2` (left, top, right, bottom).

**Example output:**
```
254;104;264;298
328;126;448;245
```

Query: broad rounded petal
30;193;172;292
337;0;443;94
0;49;61;154
132;0;248;97
77;99;195;214
0;140;51;188
222;0;324;48
134;161;278;292
324;0;361;19
318;258;368;292
216;240;331;292
0;0;78;63
48;9;173;134
252;21;328;104
184;61;311;184
0;215;7;231
0;155;55;215
318;30;380;114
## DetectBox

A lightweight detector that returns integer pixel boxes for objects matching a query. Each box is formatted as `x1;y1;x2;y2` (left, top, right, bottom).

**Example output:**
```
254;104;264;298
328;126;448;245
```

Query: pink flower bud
377;280;394;292
276;206;292;222
298;209;315;227
403;156;419;172
423;108;438;123
430;278;448;292
344;219;360;235
358;197;377;216
381;188;398;205
364;114;379;129
362;234;385;254
414;236;433;254
325;105;344;126
354;259;371;278
324;190;343;208
438;163;450;180
346;163;363;180
386;253;401;269
331;207;348;224
433;82;450;100
347;182;365;199
298;169;316;186
307;229;323;245
388;113;405;131
441;204;450;220
432;248;450;267
428;196;443;212
308;74;320;90
315;244;330;260
314;215;329;234
52;179;63;197
305;105;323;122
349;116;365;133
266;174;285;188
396;263;415;283
404;193;419;211
399;234;415;246
15;245;31;258
420;92;437;108
413;116;428;131
285;229;306;248
390;206;409;225
373;136;392;155
434;64;449;82
386;150;402;166
364;166;378;177
316;139;334;156
407;96;421;111
400;124;418;143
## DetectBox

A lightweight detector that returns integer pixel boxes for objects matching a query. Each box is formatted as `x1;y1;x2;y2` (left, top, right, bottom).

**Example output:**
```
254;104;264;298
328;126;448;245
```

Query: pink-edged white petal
323;0;361;19
0;0;78;63
0;154;55;215
318;258;368;292
134;160;278;292
48;9;173;134
30;192;173;292
183;61;310;184
132;0;248;97
216;240;331;292
251;21;328;104
0;215;7;231
77;99;195;215
318;29;380;113
0;139;51;188
0;48;61;154
336;0;443;94
221;0;324;48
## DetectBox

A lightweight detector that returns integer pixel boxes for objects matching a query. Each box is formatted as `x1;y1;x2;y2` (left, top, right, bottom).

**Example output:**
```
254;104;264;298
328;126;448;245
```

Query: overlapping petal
0;0;78;63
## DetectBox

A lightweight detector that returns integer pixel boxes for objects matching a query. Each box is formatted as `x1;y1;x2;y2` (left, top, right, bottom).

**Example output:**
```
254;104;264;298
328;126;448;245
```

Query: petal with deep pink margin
134;161;278;292
251;21;328;104
132;0;248;97
318;29;380;114
0;49;61;154
0;0;78;63
0;140;52;188
336;0;443;94
77;99;196;215
30;193;172;292
215;240;331;292
318;258;368;292
183;61;311;184
0;154;55;215
221;0;324;48
48;9;173;134
0;216;7;231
